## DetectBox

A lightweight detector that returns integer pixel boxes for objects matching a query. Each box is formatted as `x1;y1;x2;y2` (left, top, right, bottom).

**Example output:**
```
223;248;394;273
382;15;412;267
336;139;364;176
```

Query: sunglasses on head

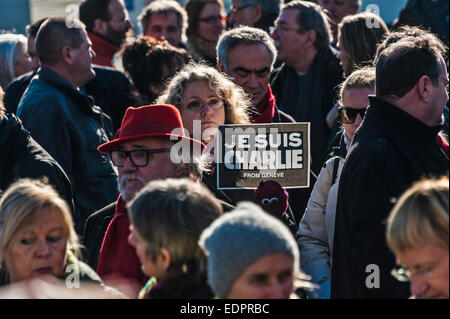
338;106;368;124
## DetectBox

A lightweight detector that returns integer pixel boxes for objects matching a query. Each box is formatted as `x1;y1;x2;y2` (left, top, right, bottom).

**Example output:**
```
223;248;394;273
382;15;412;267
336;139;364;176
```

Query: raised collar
368;96;442;145
37;67;96;112
87;32;118;67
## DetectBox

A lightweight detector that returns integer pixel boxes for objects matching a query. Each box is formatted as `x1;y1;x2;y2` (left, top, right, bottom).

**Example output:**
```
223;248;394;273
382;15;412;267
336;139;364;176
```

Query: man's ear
250;4;263;25
418;75;433;103
61;45;74;65
159;247;171;270
304;30;317;49
93;18;108;36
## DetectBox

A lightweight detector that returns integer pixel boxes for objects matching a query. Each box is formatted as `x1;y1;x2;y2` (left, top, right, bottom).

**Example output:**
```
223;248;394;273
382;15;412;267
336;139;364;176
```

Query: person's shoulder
86;201;116;224
5;71;35;90
274;108;295;123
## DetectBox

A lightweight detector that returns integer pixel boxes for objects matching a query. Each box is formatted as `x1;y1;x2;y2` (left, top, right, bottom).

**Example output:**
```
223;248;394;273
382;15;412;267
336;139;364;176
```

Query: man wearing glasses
83;104;208;296
228;0;283;33
332;31;449;299
270;1;343;177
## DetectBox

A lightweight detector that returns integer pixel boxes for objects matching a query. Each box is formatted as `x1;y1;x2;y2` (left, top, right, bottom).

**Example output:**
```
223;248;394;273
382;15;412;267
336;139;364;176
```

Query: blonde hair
386;176;449;254
338;66;376;107
0;33;28;89
0;179;81;266
157;62;251;125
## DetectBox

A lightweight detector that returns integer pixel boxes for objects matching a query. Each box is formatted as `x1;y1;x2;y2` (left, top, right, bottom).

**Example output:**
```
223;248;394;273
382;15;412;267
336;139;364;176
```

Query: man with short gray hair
139;0;188;48
228;0;284;33
217;26;293;123
271;0;343;177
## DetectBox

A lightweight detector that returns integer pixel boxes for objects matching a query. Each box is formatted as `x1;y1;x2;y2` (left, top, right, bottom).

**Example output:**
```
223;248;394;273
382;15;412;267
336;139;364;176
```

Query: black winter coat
0;113;73;210
17;67;119;233
331;96;449;299
4;66;138;133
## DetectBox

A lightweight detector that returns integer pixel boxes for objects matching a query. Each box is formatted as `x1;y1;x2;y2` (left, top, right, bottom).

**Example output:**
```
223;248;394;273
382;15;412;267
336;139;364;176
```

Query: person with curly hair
121;36;190;105
157;62;251;146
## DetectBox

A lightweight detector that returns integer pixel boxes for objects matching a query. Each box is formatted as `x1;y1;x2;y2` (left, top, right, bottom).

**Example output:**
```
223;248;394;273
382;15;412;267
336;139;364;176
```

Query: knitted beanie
198;202;299;299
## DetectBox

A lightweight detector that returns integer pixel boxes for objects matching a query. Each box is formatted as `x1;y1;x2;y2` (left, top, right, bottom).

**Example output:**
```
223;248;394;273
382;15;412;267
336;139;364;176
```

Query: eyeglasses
391;264;434;283
199;15;226;24
109;148;170;167
185;97;225;111
338;106;367;124
230;4;253;15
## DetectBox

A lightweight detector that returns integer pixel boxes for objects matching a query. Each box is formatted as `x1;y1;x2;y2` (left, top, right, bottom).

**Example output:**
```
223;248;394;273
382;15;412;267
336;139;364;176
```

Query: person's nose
271;26;280;40
246;73;259;89
410;277;429;298
354;112;364;127
121;154;138;171
90;47;96;59
35;239;51;258
266;280;287;299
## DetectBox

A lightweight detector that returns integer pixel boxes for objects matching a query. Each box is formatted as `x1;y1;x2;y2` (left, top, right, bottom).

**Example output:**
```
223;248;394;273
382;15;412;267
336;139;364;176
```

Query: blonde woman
0;179;99;288
157;62;251;206
387;176;449;299
157;62;251;147
0;33;33;89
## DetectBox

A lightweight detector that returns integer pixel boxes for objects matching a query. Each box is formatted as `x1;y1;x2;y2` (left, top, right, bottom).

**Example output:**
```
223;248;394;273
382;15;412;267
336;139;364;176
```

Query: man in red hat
83;104;209;296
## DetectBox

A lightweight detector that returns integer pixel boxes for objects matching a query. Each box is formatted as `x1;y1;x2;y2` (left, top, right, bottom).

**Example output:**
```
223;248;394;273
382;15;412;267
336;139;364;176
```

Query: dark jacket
4;66;137;133
3;70;37;114
331;96;449;299
0;113;73;210
16;67;119;233
271;47;343;176
141;272;214;299
82;202;115;270
273;106;296;123
82;197;235;271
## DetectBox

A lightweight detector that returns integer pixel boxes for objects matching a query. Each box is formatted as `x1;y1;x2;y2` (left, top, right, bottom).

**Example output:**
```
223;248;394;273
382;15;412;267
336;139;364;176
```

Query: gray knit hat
198;202;299;299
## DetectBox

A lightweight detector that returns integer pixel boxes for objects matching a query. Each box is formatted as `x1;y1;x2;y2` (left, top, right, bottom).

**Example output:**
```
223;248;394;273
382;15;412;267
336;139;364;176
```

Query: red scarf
436;135;449;158
96;195;147;286
88;32;118;68
251;85;276;123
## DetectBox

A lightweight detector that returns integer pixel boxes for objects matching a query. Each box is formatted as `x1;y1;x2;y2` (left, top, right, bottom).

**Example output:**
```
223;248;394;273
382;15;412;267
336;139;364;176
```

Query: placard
216;123;310;190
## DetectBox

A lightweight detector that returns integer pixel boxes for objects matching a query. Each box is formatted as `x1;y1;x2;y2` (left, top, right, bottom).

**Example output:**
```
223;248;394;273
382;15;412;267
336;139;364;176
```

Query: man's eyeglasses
185;97;224;111
230;4;253;15
338;106;367;124
109;148;170;167
391;264;434;283
199;15;226;24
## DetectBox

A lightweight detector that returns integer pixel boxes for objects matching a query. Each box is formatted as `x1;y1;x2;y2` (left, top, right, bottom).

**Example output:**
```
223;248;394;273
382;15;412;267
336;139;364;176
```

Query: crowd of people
0;0;448;300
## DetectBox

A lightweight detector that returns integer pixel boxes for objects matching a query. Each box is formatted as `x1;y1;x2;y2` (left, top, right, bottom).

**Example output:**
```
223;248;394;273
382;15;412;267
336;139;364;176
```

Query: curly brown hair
157;62;251;125
121;36;190;103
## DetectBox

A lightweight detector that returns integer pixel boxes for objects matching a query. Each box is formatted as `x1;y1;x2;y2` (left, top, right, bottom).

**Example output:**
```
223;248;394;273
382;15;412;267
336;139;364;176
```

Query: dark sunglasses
109;148;170;167
338;107;367;124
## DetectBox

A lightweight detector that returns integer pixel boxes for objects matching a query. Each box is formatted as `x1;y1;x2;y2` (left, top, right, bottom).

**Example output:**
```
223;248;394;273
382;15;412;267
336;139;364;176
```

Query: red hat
98;104;205;153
